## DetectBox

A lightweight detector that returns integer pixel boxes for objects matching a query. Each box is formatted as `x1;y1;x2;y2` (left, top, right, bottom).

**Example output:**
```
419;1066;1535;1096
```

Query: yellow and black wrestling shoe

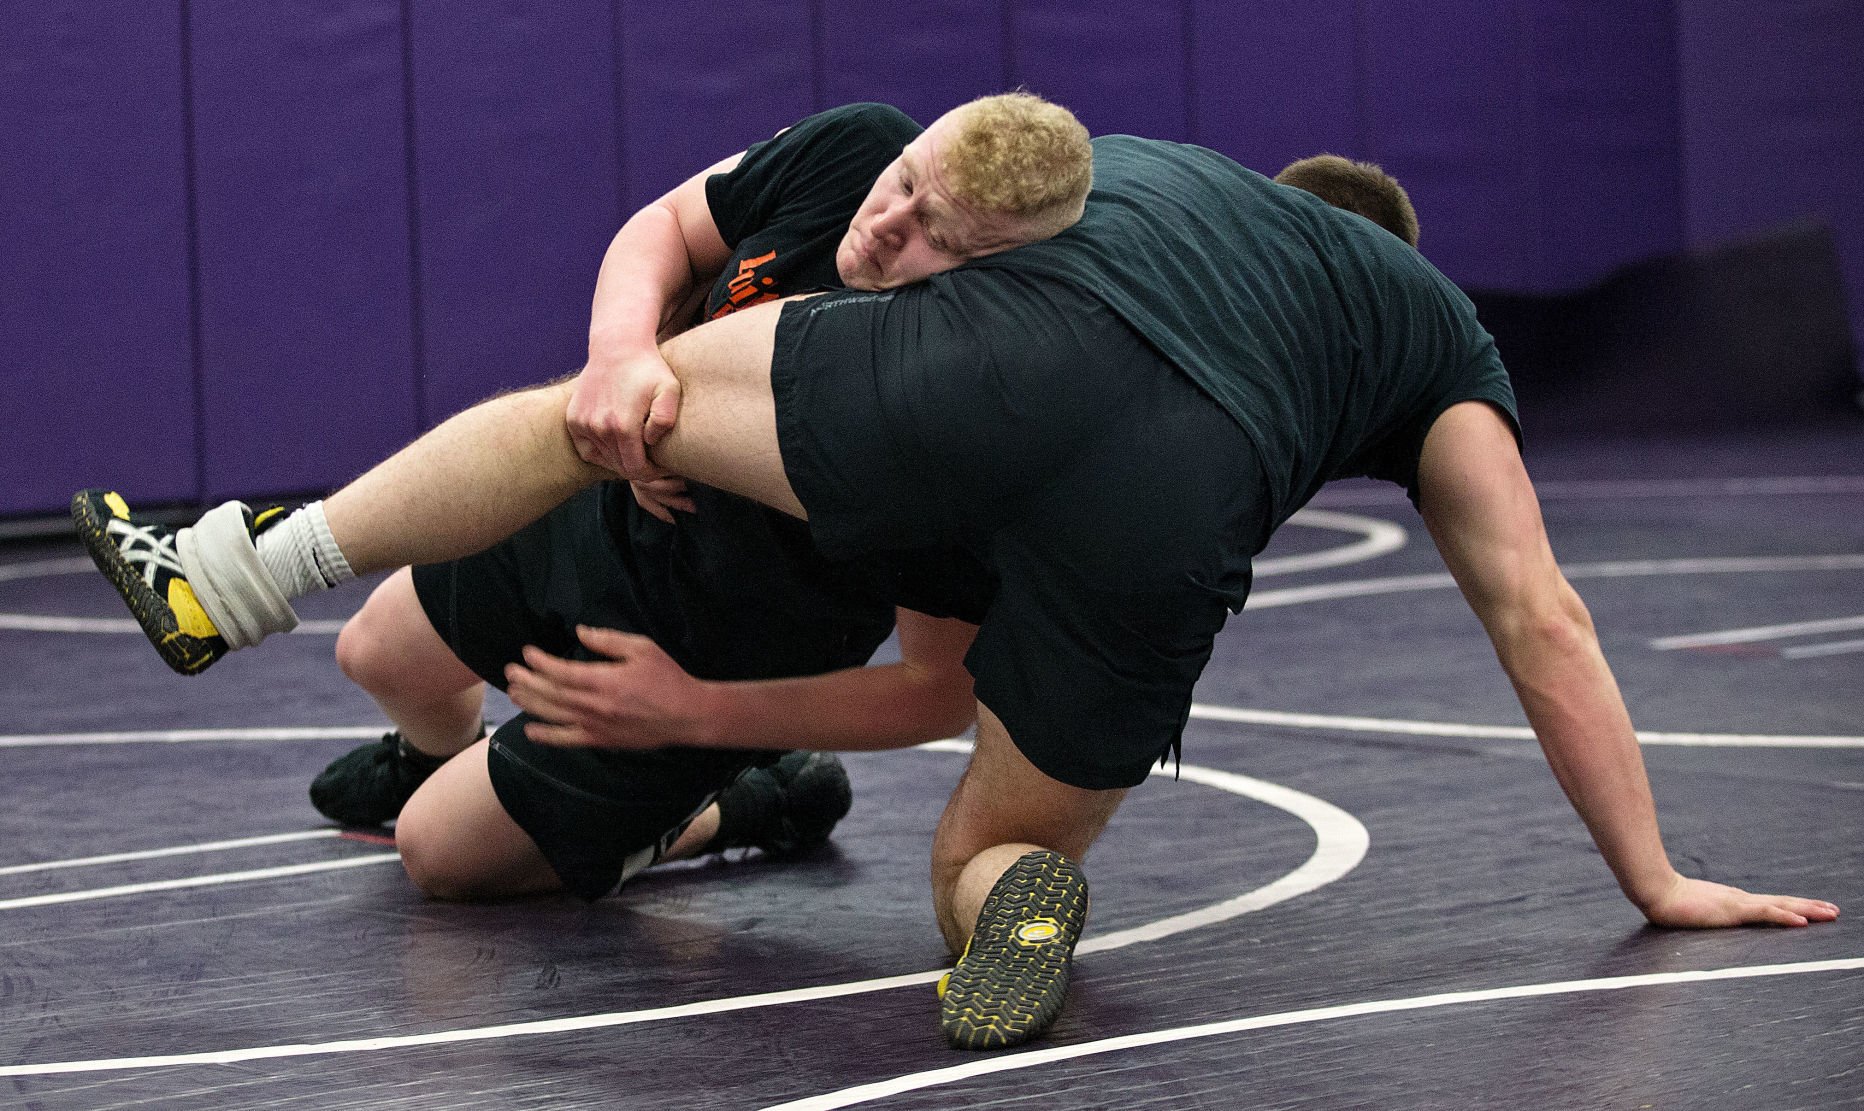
70;489;285;675
938;849;1089;1050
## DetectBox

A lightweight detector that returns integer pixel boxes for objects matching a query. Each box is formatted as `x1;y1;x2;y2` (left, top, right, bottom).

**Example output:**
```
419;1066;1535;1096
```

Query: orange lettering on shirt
711;250;780;319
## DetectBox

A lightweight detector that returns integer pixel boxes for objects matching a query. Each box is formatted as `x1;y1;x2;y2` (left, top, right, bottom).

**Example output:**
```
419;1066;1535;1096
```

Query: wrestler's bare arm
574;151;741;484
506;608;978;751
1416;401;1838;928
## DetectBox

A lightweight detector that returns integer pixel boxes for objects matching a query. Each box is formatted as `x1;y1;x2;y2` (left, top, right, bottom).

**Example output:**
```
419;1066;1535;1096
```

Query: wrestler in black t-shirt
411;104;942;898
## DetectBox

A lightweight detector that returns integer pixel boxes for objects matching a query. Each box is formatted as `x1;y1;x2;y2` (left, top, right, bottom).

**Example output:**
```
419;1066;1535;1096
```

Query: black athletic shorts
410;486;817;900
771;275;1274;790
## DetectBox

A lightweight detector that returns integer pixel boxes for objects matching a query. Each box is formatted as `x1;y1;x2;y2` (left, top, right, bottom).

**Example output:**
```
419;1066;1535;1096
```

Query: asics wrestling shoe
71;490;287;675
310;731;453;827
938;849;1090;1050
710;751;854;856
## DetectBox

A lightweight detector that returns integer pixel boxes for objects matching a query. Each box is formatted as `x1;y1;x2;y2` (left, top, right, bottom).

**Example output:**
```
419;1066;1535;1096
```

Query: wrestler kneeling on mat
80;96;1090;910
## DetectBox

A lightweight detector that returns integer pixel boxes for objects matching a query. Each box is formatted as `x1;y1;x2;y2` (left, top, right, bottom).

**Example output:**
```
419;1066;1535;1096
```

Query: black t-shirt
699;106;911;320
594;103;925;679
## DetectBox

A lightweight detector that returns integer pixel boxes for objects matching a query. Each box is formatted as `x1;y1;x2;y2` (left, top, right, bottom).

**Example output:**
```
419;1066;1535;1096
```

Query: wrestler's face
836;111;1034;291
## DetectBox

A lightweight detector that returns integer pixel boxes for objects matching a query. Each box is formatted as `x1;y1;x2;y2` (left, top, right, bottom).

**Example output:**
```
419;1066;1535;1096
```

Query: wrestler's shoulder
783;102;921;149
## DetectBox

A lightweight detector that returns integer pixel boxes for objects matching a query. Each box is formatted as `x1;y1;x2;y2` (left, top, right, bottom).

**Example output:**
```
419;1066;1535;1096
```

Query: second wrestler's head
1274;154;1420;248
837;92;1092;290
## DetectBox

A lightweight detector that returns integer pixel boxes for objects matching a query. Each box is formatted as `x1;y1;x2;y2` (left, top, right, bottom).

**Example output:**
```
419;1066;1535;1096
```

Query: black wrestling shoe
70;489;284;676
309;731;452;827
938;849;1089;1051
710;751;853;856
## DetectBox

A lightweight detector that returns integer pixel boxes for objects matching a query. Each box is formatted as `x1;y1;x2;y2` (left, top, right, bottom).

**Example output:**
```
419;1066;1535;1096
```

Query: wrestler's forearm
695;611;977;750
695;662;976;751
1489;590;1680;912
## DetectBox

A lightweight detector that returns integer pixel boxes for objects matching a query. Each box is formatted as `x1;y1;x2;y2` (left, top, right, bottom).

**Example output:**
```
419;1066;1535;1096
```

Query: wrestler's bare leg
321;378;612;574
317;298;797;577
394;741;561;899
394;739;719;900
930;705;1123;950
335;569;487;757
649;302;803;516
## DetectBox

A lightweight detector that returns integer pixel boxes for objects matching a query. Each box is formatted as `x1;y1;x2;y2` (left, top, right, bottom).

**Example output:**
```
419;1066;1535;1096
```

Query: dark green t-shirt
767;132;1523;786
963;135;1519;523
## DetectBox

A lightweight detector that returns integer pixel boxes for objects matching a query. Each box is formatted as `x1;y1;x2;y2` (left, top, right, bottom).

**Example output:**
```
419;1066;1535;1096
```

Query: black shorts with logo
770;276;1273;790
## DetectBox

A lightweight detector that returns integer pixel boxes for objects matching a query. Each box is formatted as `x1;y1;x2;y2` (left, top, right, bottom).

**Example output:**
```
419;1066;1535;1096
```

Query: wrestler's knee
392;799;464;900
395;743;555;902
334;571;448;699
335;585;397;689
394;785;496;902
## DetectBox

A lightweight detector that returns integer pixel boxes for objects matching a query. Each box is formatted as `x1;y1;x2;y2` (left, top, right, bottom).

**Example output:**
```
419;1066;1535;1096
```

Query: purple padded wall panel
409;2;623;424
616;1;815;211
1011;0;1189;141
1188;0;1360;175
818;0;1007;123
1525;1;1683;288
1359;1;1539;290
0;3;196;515
188;0;418;500
1677;0;1864;356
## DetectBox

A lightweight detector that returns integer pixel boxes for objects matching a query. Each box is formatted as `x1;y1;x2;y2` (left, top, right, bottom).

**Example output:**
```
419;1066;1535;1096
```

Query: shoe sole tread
70;491;217;675
939;849;1088;1051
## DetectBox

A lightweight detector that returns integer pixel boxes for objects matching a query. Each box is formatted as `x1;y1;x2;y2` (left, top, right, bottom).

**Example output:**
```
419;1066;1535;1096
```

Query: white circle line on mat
0;742;1365;1077
759;957;1864;1111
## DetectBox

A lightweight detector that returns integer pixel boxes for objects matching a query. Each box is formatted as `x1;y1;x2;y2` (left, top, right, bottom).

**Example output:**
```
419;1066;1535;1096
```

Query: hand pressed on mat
1640;874;1840;929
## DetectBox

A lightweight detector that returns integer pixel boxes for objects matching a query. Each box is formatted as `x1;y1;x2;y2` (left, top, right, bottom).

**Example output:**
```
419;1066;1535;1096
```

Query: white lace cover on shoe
105;517;188;588
176;501;300;649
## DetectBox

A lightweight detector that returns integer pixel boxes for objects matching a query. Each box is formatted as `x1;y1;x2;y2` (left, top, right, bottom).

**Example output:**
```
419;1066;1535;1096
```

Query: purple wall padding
1188;0;1361;176
409;2;623;422
8;3;1861;518
0;2;196;516
188;0;418;500
1011;0;1189;141
1189;0;1686;295
1525;2;1684;288
819;0;1007;124
1481;223;1859;433
1359;1;1541;290
1677;0;1864;357
616;1;816;211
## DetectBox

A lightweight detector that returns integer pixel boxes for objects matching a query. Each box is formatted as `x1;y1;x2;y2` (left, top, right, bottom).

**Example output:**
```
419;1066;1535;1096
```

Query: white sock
176;501;300;649
255;500;356;599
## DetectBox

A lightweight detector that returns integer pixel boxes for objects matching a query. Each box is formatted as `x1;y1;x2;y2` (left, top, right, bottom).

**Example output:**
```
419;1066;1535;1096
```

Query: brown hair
1275;154;1420;247
940;92;1093;238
